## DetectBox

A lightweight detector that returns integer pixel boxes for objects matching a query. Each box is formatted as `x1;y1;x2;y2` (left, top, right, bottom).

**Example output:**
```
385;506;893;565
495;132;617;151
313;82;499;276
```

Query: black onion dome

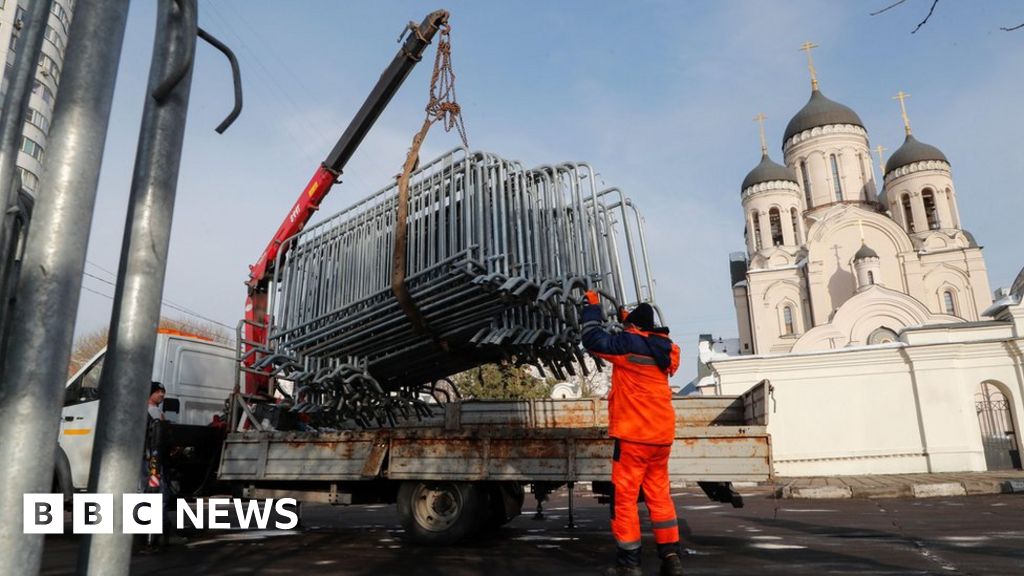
885;134;948;175
742;153;798;192
783;89;864;143
854;244;878;260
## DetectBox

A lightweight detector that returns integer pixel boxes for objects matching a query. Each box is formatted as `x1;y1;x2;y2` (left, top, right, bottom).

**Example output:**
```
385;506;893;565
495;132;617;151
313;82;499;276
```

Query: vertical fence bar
77;1;197;574
0;1;130;574
0;0;54;345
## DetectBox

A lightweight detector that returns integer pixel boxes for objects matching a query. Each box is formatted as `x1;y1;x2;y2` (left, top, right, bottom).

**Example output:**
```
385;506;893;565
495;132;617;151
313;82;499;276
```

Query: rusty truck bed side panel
218;382;773;483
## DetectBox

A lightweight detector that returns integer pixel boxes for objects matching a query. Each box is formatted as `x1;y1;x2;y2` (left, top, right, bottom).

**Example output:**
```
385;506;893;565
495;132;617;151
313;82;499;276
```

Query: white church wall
709;330;1024;476
712;346;935;475
747;268;804;353
919;248;992;320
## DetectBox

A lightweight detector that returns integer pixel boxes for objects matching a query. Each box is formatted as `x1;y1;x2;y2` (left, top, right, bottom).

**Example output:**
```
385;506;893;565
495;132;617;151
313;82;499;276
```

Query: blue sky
76;0;1024;381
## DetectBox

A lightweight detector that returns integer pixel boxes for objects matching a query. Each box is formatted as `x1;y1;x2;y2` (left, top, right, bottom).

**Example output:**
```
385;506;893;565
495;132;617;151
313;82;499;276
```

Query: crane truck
56;9;773;546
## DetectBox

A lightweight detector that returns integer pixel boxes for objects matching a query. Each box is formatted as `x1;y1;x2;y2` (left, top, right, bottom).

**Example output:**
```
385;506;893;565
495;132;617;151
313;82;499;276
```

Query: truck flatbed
219;382;771;498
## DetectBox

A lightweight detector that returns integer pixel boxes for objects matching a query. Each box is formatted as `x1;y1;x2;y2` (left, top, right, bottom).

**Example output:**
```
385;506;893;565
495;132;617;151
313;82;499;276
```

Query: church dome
854;243;878;261
783;89;864;143
884;134;948;175
741;153;798;192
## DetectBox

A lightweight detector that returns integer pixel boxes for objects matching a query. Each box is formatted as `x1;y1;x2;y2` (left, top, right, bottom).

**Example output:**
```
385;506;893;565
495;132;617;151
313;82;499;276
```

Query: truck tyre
53;446;73;506
397;481;485;545
486;482;525;528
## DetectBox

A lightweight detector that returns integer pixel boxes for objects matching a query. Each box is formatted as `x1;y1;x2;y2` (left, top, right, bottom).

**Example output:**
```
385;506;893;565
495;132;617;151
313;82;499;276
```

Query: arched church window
769;208;783;246
867;271;875;285
830;154;843;201
946;187;959;228
902;193;915;232
867;327;898;345
922;188;939;229
943;290;957;316
783;306;794;336
800;160;812;206
752;212;762;251
857;153;867;198
790;207;801;244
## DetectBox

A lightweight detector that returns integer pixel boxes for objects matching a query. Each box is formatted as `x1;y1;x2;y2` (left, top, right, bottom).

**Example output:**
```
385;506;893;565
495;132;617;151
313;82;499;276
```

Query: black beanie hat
625;303;655;331
150;382;165;395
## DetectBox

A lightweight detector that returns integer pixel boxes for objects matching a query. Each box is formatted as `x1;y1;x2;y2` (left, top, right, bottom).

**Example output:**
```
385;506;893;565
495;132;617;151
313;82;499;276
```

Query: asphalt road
40;487;1024;575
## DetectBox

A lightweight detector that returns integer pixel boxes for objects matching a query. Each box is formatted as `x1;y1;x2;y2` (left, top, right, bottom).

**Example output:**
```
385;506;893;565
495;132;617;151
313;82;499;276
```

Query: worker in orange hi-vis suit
581;291;683;576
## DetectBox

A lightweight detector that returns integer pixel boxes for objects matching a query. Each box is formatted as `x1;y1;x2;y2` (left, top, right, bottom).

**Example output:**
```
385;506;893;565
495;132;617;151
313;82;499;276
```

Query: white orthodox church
700;54;1024;477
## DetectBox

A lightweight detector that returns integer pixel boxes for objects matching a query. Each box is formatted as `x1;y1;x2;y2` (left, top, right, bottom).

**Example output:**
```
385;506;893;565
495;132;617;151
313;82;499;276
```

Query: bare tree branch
874;0;1022;33
911;0;940;34
870;0;909;17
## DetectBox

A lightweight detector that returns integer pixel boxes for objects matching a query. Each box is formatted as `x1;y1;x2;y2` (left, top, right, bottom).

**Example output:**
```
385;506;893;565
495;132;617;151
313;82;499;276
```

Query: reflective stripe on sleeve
626;354;658;366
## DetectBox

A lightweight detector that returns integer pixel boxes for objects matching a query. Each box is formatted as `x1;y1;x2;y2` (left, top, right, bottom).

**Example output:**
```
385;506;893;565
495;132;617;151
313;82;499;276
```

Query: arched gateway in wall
976;381;1022;470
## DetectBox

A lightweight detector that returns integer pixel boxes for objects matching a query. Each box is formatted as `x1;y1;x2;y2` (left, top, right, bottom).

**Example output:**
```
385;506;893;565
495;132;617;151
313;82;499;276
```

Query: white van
56;330;237;496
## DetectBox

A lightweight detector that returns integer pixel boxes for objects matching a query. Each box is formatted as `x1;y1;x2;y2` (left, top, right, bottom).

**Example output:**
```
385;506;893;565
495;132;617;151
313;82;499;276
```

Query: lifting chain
425;19;468;146
391;14;467;340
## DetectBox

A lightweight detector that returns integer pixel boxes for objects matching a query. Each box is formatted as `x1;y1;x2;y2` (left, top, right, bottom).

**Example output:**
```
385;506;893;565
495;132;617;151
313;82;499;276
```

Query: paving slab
911;482;967;498
776;470;1024;500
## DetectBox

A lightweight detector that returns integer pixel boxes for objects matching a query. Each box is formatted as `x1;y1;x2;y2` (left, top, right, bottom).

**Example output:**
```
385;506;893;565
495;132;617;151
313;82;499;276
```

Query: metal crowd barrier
254;148;658;427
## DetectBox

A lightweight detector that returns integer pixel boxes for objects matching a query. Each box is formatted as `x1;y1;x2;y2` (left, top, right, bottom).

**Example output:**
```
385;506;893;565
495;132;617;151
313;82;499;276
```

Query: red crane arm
242;10;449;395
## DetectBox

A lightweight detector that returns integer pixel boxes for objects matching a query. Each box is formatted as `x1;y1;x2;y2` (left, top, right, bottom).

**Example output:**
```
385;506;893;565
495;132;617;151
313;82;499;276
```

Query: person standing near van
580;292;684;576
148;382;166;420
144;382;166;491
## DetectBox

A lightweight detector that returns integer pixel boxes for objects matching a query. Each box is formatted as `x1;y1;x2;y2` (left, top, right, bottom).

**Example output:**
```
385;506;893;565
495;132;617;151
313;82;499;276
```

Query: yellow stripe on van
63;429;92;436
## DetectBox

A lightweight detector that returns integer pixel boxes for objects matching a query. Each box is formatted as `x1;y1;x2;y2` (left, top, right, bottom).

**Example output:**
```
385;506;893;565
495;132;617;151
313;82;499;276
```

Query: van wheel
397;481;484;545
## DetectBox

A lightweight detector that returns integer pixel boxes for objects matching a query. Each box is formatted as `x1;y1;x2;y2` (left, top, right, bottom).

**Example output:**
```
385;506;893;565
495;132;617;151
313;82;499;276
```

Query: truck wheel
397;481;484;545
486;482;525;528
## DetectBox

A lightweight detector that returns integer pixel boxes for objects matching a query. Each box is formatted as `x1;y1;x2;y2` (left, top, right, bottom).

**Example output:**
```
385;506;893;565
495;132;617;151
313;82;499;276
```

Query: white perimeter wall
709;330;1024;476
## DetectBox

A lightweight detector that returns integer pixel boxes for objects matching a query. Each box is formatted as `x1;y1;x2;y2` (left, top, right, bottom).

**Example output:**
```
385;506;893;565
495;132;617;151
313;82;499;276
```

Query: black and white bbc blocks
23;493;164;534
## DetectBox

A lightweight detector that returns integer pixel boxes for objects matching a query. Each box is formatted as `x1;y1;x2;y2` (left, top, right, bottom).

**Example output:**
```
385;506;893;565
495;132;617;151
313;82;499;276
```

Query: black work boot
658;541;684;576
601;546;642;576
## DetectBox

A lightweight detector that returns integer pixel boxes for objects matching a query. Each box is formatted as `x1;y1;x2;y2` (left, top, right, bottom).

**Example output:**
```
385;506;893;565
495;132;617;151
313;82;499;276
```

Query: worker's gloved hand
584;290;600;305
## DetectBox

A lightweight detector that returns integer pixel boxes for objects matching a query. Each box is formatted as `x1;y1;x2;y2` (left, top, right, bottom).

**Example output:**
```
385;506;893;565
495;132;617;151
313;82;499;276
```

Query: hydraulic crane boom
243;10;449;394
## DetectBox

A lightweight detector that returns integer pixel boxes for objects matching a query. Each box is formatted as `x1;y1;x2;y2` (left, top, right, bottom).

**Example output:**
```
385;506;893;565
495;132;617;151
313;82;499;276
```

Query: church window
790;207;801;244
769;208;783;246
800;160;812;206
943;290;957;316
752;212;762;250
782;306;794;336
830;154;843;201
946;187;959;228
867;271;875;285
922;188;939;229
901;193;915;232
867;327;898;345
857;153;867;199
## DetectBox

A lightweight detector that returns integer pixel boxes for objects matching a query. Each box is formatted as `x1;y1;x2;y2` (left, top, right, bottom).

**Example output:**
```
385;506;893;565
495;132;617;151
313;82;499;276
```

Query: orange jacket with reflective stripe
581;304;680;445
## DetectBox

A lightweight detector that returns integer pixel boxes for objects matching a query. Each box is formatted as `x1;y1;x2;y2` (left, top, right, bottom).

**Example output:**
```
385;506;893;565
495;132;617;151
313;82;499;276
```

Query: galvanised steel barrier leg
0;1;130;575
77;1;197;574
0;0;53;352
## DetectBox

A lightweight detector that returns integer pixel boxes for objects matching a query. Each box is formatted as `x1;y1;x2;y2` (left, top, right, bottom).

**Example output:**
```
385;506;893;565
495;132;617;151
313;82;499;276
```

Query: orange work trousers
610;438;679;550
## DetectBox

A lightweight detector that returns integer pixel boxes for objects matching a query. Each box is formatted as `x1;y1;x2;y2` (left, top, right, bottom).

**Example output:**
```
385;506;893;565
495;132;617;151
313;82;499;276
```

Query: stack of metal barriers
260;148;658;426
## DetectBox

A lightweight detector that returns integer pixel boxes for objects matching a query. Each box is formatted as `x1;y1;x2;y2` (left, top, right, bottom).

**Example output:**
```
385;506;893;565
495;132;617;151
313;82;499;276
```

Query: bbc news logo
24;494;298;534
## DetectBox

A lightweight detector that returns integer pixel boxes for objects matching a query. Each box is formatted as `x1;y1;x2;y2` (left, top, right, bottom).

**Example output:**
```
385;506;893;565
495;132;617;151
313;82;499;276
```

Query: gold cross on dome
800;41;820;90
893;90;912;135
754;112;768;155
875;144;887;182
